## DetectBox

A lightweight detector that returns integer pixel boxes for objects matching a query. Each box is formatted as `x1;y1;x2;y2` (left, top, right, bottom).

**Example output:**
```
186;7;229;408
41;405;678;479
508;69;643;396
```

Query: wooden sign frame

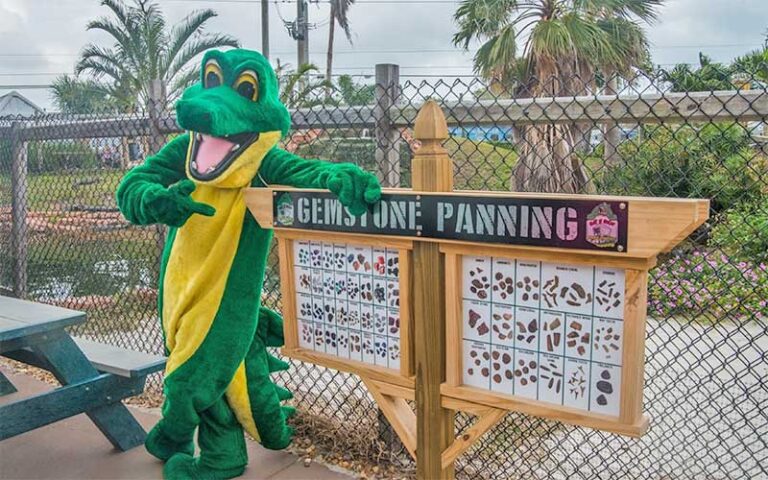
245;100;709;479
441;243;650;437
274;229;415;389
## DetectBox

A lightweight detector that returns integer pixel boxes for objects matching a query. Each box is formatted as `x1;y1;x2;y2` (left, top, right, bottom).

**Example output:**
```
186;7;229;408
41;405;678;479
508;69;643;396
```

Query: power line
164;0;462;3
0;42;761;59
0;72;68;76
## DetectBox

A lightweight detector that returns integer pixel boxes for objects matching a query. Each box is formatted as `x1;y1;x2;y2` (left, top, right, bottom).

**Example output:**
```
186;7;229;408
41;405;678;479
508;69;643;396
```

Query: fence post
148;79;168;255
9;121;28;298
412;100;455;479
374;64;401;187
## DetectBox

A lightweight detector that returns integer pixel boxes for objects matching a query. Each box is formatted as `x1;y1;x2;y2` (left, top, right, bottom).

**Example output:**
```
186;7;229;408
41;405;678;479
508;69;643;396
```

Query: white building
0;91;43;117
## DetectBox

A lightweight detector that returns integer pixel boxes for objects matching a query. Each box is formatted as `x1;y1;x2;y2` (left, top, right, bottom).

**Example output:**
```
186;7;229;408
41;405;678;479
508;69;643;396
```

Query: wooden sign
244;100;709;479
272;190;629;252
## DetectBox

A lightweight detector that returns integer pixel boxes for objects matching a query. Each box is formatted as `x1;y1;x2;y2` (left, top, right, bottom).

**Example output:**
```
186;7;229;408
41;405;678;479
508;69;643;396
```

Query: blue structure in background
449;126;514;142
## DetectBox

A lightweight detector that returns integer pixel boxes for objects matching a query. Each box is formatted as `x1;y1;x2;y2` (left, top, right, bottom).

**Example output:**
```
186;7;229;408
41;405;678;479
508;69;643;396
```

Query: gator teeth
206;165;216;173
191;160;197;170
196;133;202;142
231;144;240;152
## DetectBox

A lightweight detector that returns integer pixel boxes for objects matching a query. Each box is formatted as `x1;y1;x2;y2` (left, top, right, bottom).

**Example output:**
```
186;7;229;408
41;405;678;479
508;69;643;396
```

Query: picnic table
0;295;165;451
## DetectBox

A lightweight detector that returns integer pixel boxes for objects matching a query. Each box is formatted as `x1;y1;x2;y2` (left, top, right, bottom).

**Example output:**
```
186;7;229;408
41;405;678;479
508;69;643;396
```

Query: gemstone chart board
458;255;625;417
441;242;657;437
292;240;403;372
269;229;414;386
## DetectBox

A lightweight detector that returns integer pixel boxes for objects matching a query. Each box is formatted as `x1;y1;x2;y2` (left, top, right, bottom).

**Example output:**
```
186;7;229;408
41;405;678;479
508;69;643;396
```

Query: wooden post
412;100;454;479
10;121;28;299
374;64;401;188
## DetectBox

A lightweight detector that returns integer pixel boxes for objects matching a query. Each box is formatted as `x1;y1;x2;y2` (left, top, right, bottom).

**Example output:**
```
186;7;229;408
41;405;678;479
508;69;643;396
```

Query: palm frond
167;66;200;102
164;9;221;73
165;33;239;84
281;63;321;99
453;0;518;49
76;58;129;86
473;25;518;78
86;18;133;53
99;0;131;28
330;0;355;42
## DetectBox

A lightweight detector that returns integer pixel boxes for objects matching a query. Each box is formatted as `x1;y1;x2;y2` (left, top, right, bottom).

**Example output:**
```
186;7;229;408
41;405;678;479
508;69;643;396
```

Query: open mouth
189;131;261;180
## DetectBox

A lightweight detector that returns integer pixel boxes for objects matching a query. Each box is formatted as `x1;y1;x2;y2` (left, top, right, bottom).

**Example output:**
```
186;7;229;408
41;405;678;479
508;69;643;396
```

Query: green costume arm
259;147;382;215
116;134;215;227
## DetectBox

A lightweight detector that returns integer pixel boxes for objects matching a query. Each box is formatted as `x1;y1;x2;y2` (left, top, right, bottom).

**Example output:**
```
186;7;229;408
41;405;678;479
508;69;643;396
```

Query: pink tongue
196;134;235;173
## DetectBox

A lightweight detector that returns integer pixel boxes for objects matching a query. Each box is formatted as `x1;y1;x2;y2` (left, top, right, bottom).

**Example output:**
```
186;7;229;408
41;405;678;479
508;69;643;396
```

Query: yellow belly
161;184;261;441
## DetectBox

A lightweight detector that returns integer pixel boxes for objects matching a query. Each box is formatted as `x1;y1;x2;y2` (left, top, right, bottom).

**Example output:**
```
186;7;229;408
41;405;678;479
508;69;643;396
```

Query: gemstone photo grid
461;255;625;417
294;241;401;371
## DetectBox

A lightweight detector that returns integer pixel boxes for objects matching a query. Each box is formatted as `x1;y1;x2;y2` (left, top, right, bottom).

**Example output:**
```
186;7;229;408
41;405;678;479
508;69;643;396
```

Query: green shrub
26;140;100;173
650;248;768;321
595;123;765;213
710;202;768;260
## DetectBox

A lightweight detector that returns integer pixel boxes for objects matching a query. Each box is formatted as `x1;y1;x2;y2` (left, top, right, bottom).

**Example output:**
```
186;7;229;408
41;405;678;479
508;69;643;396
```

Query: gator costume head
116;48;381;480
177;49;290;188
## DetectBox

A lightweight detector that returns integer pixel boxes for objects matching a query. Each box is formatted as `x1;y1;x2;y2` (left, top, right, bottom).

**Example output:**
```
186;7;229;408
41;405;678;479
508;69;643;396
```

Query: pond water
0;236;159;301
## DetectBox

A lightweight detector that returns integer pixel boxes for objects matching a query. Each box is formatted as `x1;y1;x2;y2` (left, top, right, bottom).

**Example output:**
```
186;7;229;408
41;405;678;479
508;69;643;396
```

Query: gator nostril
198;112;213;130
177;101;215;133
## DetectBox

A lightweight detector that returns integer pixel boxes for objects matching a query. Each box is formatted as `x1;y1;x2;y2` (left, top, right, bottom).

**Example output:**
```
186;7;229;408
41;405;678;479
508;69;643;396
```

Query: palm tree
76;0;239;111
326;0;355;86
275;61;334;108
661;53;734;92
733;48;768;84
51;75;117;114
337;74;375;106
453;0;661;193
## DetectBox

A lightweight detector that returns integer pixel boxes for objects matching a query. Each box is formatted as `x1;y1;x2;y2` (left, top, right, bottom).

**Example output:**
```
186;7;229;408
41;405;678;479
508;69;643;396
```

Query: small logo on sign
276;193;294;226
586;203;619;249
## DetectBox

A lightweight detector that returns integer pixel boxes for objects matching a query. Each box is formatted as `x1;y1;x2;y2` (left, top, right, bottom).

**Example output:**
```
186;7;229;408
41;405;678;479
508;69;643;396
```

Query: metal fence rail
0;66;766;479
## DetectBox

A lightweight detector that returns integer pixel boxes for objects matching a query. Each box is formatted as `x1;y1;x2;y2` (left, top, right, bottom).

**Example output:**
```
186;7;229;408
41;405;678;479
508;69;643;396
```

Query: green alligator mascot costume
116;49;381;479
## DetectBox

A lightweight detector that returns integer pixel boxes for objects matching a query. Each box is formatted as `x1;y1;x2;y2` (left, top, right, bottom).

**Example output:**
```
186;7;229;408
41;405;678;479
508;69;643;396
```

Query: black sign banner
272;190;629;252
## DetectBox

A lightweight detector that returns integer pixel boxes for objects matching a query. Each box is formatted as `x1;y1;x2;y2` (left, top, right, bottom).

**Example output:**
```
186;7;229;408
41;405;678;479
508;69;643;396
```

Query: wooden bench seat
73;338;165;379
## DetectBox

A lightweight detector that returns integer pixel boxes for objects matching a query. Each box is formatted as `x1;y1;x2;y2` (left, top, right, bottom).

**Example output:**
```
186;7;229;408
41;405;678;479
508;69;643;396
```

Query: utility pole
261;0;269;60
297;0;309;68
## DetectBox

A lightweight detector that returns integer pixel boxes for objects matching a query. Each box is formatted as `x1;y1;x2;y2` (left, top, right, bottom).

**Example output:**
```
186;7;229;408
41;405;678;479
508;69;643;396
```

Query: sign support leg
412;100;455;480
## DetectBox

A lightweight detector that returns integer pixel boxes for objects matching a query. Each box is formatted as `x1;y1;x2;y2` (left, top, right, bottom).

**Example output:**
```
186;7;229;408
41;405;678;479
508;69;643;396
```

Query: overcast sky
1;0;766;110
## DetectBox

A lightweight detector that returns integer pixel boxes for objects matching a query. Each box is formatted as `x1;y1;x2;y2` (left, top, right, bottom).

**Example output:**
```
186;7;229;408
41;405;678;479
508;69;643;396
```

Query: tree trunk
513;123;591;194
326;4;336;98
510;68;593;194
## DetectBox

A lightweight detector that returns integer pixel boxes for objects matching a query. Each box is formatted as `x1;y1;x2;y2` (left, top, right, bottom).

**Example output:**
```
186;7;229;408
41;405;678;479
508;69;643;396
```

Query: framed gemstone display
443;244;650;437
275;231;413;386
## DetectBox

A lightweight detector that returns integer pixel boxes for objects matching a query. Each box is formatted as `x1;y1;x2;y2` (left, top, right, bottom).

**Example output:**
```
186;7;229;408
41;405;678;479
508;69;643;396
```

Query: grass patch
447;137;517;191
0;169;123;211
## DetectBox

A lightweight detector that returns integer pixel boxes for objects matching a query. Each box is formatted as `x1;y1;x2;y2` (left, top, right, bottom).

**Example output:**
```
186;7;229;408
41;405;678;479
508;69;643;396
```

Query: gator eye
204;60;223;88
234;70;259;101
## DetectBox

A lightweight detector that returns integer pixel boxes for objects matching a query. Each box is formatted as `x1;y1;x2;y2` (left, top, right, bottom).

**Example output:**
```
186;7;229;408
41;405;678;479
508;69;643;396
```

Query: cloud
0;0;765;110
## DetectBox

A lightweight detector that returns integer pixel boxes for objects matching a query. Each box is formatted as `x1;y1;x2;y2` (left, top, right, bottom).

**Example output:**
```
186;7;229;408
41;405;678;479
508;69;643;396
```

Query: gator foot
164;454;245;480
260;424;295;451
145;424;195;461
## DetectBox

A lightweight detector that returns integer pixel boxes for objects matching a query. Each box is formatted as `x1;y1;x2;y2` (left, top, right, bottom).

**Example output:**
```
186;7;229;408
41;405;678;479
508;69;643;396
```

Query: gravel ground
76;314;766;480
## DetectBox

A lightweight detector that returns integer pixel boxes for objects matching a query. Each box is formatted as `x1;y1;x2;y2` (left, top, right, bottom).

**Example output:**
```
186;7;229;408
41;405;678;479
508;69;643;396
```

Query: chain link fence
1;67;766;479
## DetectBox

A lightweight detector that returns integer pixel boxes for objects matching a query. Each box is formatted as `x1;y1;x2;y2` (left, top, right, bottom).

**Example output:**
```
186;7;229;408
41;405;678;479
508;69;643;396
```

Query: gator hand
326;164;382;216
146;179;216;227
